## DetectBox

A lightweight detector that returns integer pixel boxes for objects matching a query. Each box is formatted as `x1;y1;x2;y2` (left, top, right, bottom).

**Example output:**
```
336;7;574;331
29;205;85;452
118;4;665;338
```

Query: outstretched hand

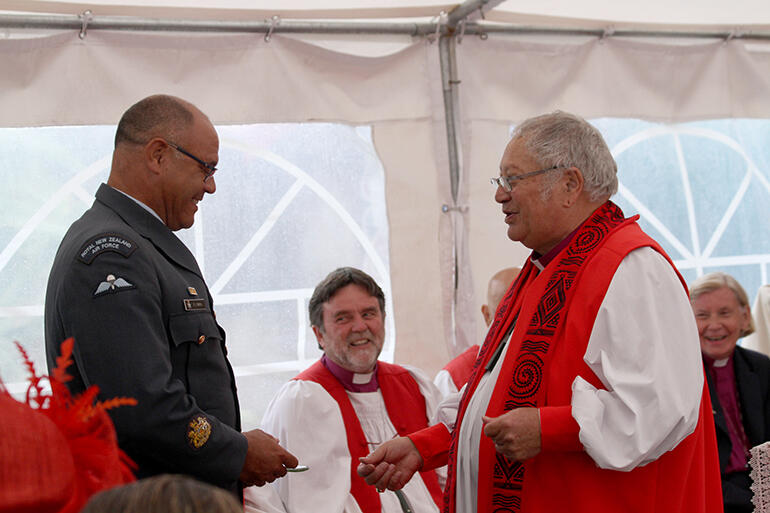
482;407;541;461
240;428;299;487
356;436;423;492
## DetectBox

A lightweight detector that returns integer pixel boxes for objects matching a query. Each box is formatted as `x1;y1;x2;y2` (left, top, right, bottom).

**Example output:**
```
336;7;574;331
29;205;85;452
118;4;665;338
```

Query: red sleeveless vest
296;360;443;512
443;345;480;390
411;202;722;513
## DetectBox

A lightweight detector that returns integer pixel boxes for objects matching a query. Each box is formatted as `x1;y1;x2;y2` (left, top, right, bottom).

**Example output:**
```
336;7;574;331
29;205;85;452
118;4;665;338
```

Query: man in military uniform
44;94;297;495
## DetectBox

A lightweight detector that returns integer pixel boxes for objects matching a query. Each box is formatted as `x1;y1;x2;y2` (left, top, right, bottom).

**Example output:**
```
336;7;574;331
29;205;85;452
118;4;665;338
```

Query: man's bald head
107;94;219;230
481;267;521;326
114;94;198;148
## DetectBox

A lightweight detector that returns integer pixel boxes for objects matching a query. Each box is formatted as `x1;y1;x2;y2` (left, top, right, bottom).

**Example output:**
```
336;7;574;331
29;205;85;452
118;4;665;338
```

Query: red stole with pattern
297;360;443;512
442;201;633;513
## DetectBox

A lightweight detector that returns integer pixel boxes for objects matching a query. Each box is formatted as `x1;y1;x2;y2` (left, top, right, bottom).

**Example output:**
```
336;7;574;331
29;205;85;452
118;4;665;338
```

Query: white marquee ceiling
2;0;770;30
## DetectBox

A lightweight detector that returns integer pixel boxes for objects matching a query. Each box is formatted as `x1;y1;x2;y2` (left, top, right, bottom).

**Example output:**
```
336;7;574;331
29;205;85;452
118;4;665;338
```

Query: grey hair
689;271;755;337
512;111;618;202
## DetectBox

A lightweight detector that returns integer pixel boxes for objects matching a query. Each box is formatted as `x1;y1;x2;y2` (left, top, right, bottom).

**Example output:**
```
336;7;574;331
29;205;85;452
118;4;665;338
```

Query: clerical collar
321;354;379;392
531;225;581;270
704;354;732;368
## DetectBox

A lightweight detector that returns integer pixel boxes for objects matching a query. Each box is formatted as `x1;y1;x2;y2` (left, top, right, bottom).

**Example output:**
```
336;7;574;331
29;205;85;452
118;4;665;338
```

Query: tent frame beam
441;0;508;206
1;13;769;40
0;14;439;35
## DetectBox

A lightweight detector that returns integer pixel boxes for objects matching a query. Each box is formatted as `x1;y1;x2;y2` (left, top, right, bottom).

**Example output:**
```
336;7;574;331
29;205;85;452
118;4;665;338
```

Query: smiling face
313;283;385;373
160;111;219;231
494;137;568;254
692;286;751;360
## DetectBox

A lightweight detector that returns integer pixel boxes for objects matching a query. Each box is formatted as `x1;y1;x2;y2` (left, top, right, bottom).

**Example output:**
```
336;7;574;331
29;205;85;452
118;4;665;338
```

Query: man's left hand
482;407;541;461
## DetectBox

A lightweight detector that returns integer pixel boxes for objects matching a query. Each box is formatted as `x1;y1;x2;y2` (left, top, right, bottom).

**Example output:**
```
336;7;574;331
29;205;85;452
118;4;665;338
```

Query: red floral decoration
0;338;137;513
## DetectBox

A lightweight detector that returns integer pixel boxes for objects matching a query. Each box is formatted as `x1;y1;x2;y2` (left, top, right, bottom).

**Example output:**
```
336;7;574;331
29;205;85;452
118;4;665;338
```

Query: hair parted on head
512;110;618;202
114;94;196;148
689;271;755;337
0;339;137;513
308;267;386;330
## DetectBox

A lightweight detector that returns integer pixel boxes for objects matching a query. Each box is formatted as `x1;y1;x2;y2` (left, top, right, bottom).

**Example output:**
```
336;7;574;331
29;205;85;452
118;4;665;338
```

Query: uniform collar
95;183;203;280
111;186;164;223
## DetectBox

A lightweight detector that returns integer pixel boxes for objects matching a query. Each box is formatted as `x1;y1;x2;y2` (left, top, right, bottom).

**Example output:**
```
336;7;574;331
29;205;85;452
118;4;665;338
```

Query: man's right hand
240;429;299;487
356;436;423;492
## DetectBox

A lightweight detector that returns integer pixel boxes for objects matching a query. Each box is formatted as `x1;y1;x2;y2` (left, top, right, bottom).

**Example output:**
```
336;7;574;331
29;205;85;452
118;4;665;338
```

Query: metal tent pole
0;14;439;35
1;12;768;39
438;0;506;354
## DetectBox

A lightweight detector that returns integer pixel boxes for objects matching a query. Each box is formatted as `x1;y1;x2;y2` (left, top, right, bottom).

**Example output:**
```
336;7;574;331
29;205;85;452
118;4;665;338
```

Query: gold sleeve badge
186;415;212;450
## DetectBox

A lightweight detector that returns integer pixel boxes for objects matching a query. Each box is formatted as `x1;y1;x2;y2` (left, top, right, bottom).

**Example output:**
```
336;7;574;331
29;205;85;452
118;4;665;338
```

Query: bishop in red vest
358;111;723;513
250;267;444;513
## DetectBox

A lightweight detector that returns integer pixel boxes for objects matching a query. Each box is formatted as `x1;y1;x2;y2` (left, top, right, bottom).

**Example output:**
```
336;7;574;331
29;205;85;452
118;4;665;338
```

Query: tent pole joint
78;9;92;39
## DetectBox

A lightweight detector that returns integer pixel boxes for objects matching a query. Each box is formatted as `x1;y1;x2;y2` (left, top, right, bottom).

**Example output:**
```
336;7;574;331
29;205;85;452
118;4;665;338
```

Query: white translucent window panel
593;118;770;309
0;123;392;429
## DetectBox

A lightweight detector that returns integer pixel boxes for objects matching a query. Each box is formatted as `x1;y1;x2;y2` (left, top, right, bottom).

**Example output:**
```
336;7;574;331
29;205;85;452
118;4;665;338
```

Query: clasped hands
356;407;541;492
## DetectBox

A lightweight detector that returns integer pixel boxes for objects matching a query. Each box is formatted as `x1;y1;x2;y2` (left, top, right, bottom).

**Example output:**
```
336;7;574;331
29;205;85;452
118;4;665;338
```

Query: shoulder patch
186;414;212;450
77;233;137;264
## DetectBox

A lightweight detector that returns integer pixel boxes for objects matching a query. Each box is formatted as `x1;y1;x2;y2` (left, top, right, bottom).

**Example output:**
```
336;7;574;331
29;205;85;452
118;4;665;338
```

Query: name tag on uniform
183;299;207;311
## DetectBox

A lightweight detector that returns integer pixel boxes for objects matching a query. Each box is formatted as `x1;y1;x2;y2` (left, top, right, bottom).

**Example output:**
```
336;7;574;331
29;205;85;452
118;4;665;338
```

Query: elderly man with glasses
359;111;723;513
44;94;298;498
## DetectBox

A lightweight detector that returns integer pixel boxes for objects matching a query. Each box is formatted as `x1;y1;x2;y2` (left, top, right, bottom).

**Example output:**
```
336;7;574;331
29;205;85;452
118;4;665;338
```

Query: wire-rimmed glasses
165;140;217;183
490;165;563;192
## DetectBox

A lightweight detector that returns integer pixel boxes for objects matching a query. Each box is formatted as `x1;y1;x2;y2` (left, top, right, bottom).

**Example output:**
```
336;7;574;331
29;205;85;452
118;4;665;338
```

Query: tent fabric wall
3;26;770;377
0;31;454;376
456;36;770;345
5;0;770;27
458;37;770;123
0;32;438;125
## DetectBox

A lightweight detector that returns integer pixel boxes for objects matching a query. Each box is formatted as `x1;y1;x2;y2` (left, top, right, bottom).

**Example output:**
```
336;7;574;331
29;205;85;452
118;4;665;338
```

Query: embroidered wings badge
94;274;135;296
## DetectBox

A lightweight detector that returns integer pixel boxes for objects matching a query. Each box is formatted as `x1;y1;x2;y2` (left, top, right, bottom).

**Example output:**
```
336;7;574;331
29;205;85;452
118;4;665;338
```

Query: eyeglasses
165;140;217;183
490;165;563;192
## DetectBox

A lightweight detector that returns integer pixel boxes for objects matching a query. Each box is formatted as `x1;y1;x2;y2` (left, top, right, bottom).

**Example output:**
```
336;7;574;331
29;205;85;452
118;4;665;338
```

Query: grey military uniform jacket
45;183;247;490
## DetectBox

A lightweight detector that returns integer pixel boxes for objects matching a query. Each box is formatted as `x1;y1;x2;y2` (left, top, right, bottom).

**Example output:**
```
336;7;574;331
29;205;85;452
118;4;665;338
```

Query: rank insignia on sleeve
187;415;212;450
93;274;135;296
77;233;137;264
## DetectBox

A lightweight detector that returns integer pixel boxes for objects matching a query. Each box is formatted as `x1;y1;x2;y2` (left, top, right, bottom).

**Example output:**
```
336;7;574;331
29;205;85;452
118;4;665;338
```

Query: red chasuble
411;201;722;513
296;360;443;512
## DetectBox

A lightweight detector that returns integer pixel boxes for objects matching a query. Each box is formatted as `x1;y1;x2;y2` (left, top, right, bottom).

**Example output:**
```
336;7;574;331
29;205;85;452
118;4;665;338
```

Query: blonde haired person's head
689;271;754;360
81;474;242;513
